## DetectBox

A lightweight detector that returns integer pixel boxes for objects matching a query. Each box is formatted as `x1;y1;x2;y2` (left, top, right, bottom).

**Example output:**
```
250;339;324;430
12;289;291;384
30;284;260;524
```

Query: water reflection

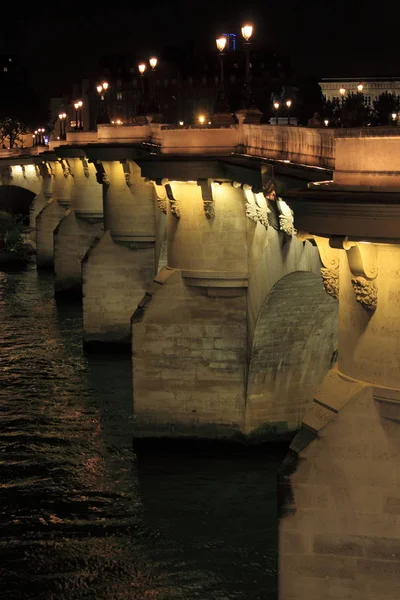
0;264;283;599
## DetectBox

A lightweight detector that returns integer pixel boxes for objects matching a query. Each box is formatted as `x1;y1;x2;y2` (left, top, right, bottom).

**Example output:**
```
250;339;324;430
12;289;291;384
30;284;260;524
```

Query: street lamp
241;23;253;108
357;84;364;92
285;99;292;125
74;100;83;130
198;114;206;125
215;36;230;116
324;119;329;127
58;112;67;140
96;81;110;124
148;57;159;114
273;101;280;125
392;112;397;124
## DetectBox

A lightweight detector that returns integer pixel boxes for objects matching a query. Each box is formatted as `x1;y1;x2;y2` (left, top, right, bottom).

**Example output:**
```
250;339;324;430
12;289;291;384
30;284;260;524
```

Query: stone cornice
285;188;400;240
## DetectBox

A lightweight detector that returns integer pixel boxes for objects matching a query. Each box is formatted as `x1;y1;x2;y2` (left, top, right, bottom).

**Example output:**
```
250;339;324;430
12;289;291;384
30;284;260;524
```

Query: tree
0;211;24;252
0;117;27;149
341;92;371;127
372;92;400;125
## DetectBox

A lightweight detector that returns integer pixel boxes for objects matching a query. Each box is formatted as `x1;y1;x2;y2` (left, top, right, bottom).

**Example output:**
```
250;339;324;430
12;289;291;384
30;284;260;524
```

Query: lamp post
357;84;364;93
273;101;280;125
214;36;230;117
285;99;292;125
241;24;253;108
96;82;109;124
149;57;158;113
73;100;83;130
339;87;346;126
58;112;67;140
392;112;398;125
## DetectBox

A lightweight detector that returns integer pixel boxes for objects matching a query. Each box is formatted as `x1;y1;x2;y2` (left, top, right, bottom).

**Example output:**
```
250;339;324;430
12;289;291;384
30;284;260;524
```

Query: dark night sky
2;0;400;103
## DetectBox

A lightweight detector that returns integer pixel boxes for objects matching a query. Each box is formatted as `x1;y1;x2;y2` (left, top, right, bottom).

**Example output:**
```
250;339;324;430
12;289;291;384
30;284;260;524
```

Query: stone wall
82;231;156;347
241;125;335;169
54;210;103;294
132;268;247;439
279;382;400;600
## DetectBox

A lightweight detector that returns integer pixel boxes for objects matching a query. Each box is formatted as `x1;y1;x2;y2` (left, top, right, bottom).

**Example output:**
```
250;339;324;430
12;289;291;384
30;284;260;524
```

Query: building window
116;105;122;114
3;67;7;72
117;92;123;100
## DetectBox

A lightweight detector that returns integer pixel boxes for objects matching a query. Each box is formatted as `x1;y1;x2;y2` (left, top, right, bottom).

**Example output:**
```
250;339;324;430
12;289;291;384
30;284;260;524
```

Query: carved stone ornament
165;183;181;218
158;197;167;214
320;267;339;299
351;276;377;312
43;162;55;178
197;179;215;219
59;159;72;178
120;160;132;187
276;198;297;236
93;161;109;186
81;157;90;178
245;194;271;229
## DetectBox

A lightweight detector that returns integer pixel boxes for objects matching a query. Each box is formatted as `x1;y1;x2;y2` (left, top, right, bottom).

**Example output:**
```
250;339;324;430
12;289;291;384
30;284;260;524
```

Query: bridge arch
0;185;36;217
246;271;338;439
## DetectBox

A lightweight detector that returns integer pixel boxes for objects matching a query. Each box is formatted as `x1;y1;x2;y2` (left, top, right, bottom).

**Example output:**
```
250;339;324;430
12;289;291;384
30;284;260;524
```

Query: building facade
320;77;400;106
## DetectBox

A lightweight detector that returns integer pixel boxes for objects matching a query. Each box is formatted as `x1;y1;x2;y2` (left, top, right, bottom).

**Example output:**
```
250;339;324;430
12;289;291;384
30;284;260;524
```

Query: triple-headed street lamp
58;112;67;140
34;128;46;146
96;81;110;124
74;100;83;130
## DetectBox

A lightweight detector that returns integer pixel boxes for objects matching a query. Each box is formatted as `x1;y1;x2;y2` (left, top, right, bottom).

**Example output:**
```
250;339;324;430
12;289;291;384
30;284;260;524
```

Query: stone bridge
1;122;400;599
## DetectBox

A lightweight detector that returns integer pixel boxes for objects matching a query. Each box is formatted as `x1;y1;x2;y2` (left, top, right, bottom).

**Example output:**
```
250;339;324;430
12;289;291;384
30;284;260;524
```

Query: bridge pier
82;156;158;348
279;134;400;599
36;157;72;268
132;179;250;439
53;153;102;294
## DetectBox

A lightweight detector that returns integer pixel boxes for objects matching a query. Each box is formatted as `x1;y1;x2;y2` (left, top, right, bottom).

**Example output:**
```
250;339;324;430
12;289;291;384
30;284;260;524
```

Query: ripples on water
0;264;285;600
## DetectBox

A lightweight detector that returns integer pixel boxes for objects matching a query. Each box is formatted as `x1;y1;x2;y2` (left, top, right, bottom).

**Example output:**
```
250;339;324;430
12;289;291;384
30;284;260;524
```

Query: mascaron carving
81;158;90;178
197;179;215;219
351;276;377;312
276;198;297;236
321;267;339;299
59;159;72;178
245;200;271;229
164;183;181;218
157;197;167;214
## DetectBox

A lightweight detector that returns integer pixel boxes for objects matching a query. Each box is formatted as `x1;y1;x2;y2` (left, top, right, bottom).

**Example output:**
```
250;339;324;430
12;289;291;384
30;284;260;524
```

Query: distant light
102;81;109;91
339;87;346;96
149;57;158;69
208;121;211;124
138;63;146;75
96;85;103;93
241;24;253;41
216;37;227;52
285;99;292;108
198;114;206;125
324;119;329;126
357;84;364;92
392;112;397;121
179;121;184;126
273;102;280;110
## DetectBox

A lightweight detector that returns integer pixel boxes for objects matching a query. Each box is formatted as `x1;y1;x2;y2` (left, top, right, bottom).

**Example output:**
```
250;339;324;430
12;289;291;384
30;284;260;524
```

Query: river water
0;264;285;600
